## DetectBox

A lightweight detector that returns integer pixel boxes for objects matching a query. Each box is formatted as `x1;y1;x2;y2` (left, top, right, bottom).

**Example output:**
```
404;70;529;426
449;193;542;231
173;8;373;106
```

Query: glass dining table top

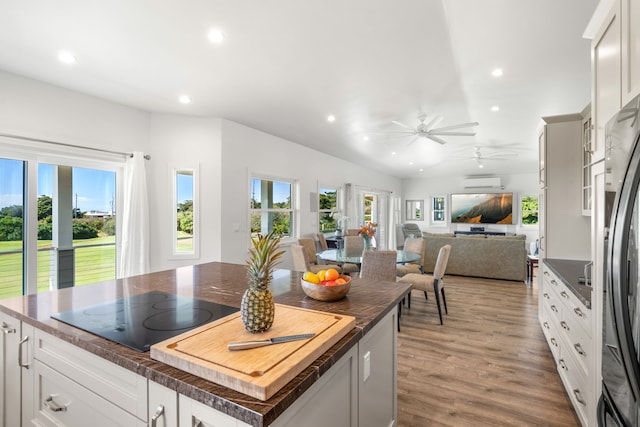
316;249;421;265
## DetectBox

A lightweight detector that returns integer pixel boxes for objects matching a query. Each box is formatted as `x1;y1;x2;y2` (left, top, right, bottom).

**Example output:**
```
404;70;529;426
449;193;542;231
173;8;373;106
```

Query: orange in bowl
301;274;352;301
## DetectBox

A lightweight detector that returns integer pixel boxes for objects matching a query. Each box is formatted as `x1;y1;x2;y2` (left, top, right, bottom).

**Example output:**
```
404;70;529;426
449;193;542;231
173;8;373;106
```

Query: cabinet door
592;0;621;163
179;394;251;427
149;381;177;427
621;0;640;104
539;126;546;189
0;312;20;427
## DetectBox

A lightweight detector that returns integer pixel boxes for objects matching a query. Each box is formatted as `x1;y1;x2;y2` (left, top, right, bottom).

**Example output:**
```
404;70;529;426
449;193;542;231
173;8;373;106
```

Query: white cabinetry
538;115;591;260
149;381;178;427
539;266;594;426
621;0;640;104
0;311;34;427
27;328;148;426
592;0;621;164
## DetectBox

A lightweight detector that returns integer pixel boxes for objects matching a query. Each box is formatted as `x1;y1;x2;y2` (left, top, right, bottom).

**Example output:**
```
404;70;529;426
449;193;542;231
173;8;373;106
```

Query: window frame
521;194;539;226
249;174;297;245
318;186;339;232
431;195;447;226
170;164;200;260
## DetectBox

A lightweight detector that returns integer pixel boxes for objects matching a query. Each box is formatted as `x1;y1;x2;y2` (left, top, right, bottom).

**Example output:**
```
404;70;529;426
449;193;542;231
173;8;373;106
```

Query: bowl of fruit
301;268;352;302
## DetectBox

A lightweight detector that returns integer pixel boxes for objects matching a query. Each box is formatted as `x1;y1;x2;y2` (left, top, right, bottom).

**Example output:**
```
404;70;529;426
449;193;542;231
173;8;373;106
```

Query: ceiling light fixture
391;151;396;155
409;162;414;166
58;51;77;64
491;68;503;77
327;115;336;122
491;106;500;112
363;136;369;141
179;95;191;104
419;168;424;172
208;29;225;43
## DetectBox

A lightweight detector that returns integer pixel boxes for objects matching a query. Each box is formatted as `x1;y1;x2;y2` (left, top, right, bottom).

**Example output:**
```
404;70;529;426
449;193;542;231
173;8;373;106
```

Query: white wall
402;172;540;248
147;115;222;272
220;119;403;269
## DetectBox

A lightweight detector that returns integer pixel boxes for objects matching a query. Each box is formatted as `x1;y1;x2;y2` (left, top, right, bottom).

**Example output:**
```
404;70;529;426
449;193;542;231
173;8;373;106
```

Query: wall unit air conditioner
462;177;503;189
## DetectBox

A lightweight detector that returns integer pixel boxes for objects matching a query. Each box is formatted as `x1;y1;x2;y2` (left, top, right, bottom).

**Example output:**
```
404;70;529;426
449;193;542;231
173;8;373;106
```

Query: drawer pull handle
561;321;569;331
544;271;550;277
543;293;550;299
44;396;67;412
543;322;550;329
574;307;585;318
551;279;558;286
1;322;16;334
18;336;30;369
192;416;203;427
559;359;568;371
573;389;586;406
574;343;586;356
551;305;558;313
551;338;558;347
151;405;164;427
560;291;569;299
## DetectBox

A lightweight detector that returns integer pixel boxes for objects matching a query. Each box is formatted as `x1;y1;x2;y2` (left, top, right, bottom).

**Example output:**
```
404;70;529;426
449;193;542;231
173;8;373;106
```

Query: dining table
316;249;421;265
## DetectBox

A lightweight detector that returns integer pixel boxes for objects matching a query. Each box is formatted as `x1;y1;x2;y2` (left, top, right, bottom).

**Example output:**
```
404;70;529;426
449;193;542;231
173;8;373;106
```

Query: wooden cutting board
150;304;356;401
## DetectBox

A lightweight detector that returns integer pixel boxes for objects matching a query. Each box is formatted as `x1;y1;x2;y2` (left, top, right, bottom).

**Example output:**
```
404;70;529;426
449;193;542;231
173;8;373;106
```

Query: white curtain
118;152;149;278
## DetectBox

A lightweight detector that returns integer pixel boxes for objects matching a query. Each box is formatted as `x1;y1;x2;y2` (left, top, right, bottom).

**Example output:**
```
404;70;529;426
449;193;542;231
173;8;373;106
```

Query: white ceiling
0;0;598;179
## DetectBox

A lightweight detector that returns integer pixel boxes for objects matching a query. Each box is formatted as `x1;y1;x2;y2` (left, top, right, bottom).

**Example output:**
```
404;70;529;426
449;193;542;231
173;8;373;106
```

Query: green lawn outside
0;236;116;299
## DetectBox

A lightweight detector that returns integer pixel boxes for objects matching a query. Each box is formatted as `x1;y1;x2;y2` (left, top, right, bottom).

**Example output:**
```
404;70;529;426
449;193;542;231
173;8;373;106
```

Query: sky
1;159;193;212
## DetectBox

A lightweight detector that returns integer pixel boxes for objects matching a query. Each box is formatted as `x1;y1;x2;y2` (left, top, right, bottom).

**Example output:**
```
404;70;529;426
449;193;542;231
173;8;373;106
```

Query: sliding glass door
0;156;118;297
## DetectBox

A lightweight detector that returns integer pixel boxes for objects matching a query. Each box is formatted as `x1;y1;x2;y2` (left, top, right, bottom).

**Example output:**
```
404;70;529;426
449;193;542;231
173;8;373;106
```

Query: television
450;193;514;224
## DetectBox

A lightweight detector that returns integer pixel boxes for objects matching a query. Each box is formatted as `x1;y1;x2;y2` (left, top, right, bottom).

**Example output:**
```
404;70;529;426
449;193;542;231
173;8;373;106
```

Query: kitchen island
0;262;411;426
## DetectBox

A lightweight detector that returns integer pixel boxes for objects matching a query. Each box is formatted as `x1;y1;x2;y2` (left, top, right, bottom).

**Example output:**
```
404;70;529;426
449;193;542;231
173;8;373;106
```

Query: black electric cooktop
51;291;238;352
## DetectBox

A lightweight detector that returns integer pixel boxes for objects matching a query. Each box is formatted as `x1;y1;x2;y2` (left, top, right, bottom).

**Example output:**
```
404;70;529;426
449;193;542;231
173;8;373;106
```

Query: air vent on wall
462;177;504;190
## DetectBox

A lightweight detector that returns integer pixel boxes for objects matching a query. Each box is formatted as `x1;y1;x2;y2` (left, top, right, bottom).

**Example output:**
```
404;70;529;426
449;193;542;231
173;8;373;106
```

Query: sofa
422;232;527;282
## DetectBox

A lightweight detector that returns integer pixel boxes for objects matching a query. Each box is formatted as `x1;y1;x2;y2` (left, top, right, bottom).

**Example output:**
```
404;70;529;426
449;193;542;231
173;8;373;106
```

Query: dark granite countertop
0;262;411;426
543;258;592;309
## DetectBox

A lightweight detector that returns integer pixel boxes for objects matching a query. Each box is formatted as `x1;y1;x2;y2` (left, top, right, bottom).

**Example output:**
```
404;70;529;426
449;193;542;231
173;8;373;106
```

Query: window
521;195;539;225
318;187;338;232
0;156;119;298
432;196;446;224
172;167;198;258
250;177;294;240
405;200;423;221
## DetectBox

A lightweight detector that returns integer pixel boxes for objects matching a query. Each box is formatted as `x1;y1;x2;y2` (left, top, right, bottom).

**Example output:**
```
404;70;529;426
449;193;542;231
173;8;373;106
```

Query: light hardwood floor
397;272;580;426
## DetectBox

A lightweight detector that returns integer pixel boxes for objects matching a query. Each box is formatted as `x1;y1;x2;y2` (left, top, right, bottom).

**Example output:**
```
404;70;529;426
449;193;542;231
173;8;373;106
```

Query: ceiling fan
451;146;518;168
388;115;479;145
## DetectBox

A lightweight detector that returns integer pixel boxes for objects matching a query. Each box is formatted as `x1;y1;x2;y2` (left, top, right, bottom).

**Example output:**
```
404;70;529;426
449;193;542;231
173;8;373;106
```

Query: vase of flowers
358;222;377;250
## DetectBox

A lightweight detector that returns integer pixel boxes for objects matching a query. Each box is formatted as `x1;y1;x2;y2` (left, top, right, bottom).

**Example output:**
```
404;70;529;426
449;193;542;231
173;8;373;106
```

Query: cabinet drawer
561;308;592;377
32;360;146;427
557;347;590;426
540;306;560;360
34;329;148;421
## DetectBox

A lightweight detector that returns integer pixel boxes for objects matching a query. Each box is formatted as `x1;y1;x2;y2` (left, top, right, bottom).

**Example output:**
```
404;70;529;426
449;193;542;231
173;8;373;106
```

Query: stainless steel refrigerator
599;94;640;425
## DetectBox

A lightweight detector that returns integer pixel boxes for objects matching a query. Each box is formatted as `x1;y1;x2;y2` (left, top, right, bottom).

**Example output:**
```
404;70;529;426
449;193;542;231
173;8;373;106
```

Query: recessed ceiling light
327;115;336;122
363;136;369;141
208;29;225;43
409;162;414;166
179;95;191;104
491;105;500;112
58;51;77;64
478;164;484;168
391;151;397;155
419;168;424;172
491;68;503;77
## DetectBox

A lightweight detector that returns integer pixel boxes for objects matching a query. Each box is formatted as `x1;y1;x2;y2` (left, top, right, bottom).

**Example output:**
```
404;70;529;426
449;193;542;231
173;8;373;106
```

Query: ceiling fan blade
427;135;448;145
424;115;443;130
391;120;415;131
407;135;420;145
429;131;477;137
429;122;479;133
481;152;518;158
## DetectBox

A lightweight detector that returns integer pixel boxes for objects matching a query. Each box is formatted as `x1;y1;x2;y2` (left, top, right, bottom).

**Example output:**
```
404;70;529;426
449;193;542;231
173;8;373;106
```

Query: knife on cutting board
228;333;315;351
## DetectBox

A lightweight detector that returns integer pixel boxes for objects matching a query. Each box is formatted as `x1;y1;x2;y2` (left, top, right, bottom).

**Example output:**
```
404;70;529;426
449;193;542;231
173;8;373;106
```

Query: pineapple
241;231;285;333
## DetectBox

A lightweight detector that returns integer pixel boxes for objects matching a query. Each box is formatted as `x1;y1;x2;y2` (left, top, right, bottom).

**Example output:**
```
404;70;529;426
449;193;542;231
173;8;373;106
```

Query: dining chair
360;250;405;331
317;233;358;274
345;228;360;236
291;244;327;274
299;238;343;274
343;236;364;257
396;237;426;277
398;244;451;324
